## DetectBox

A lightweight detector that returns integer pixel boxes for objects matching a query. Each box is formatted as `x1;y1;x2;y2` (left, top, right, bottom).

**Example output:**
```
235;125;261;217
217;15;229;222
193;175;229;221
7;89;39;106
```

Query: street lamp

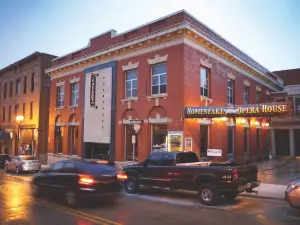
15;115;24;156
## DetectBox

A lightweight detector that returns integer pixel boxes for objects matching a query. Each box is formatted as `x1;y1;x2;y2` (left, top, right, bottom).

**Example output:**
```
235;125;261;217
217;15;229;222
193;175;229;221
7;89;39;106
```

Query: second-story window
2;107;5;122
4;83;7;99
23;103;26;118
244;86;249;104
31;73;35;92
71;83;79;106
8;106;11;122
256;90;260;103
15;104;19;115
9;81;13;97
200;67;209;97
125;70;138;99
24;76;27;93
30;102;33;119
266;95;271;103
16;79;20;96
56;86;64;107
228;79;234;104
151;63;167;95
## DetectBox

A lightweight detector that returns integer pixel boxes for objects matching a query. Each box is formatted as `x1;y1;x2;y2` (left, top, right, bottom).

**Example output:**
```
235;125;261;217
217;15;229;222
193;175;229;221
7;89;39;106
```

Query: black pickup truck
122;152;260;206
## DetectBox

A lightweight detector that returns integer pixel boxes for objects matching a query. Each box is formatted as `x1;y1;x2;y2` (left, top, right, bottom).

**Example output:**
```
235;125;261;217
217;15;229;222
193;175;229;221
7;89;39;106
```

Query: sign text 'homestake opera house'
184;103;290;118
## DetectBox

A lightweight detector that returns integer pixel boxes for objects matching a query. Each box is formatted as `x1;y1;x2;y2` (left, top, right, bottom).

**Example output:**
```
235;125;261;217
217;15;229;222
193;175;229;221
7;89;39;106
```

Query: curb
239;193;284;201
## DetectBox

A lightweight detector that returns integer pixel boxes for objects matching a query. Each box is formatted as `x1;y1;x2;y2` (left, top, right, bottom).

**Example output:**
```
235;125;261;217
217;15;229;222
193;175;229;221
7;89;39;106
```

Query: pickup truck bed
122;152;260;206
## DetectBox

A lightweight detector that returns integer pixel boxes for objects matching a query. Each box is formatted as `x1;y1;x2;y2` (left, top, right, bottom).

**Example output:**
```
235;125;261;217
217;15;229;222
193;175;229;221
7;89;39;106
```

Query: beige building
0;52;56;163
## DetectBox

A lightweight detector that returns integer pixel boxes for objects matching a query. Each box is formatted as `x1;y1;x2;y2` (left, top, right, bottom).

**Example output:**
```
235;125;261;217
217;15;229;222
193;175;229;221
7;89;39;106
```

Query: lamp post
15;115;24;156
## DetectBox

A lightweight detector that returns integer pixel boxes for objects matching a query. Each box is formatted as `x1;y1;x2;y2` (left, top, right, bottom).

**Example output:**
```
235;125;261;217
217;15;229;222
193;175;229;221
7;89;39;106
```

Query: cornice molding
46;22;282;91
122;61;139;71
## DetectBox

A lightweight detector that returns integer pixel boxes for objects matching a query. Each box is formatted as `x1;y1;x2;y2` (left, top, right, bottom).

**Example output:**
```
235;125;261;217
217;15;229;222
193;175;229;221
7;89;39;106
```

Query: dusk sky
0;0;299;71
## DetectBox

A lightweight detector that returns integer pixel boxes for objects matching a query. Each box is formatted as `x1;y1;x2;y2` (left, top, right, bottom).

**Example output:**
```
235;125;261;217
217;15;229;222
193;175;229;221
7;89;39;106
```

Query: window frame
125;70;138;99
4;83;7;98
31;73;35;92
30;102;33;120
56;86;64;107
2;107;5;122
16;78;21;96
24;76;27;93
256;90;260;103
200;67;210;97
9;81;13;97
151;63;167;96
244;86;249;104
228;79;234;104
8;106;11;122
71;83;79;106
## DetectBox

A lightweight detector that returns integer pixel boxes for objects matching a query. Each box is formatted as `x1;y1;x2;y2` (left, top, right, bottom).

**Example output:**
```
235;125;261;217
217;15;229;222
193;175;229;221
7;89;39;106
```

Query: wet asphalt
0;170;299;225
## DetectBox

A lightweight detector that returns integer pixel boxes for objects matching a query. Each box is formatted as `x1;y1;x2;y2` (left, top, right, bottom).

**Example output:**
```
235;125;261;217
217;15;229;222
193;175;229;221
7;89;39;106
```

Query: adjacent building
46;10;285;164
0;52;56;164
270;68;300;158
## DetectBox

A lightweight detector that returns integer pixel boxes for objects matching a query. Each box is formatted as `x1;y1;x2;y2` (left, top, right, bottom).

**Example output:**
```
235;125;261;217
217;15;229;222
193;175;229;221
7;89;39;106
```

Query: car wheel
198;183;220;206
223;192;238;200
32;184;42;198
124;176;139;194
4;165;8;172
65;190;78;207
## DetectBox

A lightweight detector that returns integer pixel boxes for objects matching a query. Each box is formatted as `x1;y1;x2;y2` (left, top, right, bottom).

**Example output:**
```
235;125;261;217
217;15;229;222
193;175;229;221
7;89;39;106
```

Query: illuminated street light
255;121;259;126
265;123;270;127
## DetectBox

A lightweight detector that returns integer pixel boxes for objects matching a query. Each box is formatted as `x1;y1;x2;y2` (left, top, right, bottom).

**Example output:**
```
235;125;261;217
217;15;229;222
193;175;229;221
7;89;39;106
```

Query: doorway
294;129;300;156
275;129;290;157
200;125;208;157
228;126;234;158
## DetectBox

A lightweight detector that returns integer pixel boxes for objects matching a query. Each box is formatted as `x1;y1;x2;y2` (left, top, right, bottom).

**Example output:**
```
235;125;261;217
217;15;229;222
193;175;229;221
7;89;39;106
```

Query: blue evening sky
0;0;299;71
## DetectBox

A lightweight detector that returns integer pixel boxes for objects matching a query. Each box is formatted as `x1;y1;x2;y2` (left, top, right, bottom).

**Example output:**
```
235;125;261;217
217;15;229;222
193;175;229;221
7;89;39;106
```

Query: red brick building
45;10;284;164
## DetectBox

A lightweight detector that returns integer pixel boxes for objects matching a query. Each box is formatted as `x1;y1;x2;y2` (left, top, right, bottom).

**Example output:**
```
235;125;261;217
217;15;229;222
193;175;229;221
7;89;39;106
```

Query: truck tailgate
236;164;258;182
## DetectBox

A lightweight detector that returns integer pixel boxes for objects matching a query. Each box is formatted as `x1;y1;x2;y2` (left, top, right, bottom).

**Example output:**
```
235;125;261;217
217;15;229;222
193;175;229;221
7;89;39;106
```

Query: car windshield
20;156;37;160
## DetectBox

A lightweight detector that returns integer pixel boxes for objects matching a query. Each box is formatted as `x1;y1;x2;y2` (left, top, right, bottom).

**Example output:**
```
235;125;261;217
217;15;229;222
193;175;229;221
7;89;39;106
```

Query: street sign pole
132;135;136;164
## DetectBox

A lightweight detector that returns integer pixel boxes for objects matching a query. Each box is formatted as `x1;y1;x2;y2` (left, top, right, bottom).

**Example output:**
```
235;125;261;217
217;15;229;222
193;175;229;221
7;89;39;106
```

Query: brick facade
46;10;282;164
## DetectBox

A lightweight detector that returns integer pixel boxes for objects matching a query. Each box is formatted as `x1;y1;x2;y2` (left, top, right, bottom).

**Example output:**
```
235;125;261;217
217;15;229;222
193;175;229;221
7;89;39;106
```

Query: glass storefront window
152;124;167;152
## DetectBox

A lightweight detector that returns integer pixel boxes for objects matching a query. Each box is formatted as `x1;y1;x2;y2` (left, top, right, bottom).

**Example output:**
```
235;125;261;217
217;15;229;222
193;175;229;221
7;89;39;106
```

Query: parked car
5;155;41;174
31;159;124;207
122;152;260;206
285;179;300;209
0;154;10;169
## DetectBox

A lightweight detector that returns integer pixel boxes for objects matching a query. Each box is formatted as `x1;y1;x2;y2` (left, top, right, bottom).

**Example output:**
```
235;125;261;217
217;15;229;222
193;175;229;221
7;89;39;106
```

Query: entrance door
275;129;290;157
125;125;138;161
294;129;300;157
228;126;234;158
200;125;208;157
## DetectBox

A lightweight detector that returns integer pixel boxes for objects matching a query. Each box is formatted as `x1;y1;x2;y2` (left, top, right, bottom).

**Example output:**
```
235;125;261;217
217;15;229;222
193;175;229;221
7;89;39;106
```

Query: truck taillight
232;169;238;181
78;175;95;185
117;171;128;180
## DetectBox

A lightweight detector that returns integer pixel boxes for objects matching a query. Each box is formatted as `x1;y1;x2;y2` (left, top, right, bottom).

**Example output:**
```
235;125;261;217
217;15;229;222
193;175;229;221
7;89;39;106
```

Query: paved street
0;171;299;225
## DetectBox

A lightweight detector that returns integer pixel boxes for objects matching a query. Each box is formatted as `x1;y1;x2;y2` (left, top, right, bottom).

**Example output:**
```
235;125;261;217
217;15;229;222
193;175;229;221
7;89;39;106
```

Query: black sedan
31;159;126;207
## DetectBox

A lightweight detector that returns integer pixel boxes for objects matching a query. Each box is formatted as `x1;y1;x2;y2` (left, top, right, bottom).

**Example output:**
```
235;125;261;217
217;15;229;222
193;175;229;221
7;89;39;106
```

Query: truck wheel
223;192;238;200
125;176;139;194
198;183;220;206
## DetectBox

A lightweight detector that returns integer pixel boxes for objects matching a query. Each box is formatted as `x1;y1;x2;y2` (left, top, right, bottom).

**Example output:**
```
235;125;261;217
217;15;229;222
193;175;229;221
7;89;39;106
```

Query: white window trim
122;62;139;71
70;77;80;84
200;59;212;69
228;79;234;104
57;86;64;107
227;72;236;80
71;83;79;106
243;80;250;87
256;85;262;92
244;86;249;104
147;54;168;65
56;80;65;87
151;63;167;96
200;67;209;98
125;70;138;99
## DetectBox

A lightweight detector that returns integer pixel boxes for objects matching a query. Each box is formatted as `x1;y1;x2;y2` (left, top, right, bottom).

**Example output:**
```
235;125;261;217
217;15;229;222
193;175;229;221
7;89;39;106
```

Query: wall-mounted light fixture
255;121;259;126
265;122;269;127
221;117;227;123
241;118;246;124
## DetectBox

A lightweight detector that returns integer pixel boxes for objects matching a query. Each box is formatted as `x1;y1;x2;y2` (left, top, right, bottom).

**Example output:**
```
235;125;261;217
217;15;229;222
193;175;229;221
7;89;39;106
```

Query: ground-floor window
85;143;109;160
228;126;234;157
55;126;63;154
124;124;138;161
200;125;208;157
244;127;249;154
152;124;167;152
69;125;79;155
256;129;261;151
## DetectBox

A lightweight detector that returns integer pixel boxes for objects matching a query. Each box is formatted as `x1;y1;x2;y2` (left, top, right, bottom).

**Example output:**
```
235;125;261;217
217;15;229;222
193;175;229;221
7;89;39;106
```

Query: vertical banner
90;74;97;106
185;138;192;152
167;131;183;152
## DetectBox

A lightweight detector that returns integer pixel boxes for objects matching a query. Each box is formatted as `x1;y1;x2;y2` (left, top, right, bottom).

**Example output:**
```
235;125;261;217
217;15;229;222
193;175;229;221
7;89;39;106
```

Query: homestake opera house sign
184;103;290;118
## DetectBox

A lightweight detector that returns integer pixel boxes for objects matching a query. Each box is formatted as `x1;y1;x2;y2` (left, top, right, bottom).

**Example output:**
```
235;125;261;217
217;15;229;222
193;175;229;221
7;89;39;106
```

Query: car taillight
78;174;95;185
232;169;238;181
117;171;128;180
